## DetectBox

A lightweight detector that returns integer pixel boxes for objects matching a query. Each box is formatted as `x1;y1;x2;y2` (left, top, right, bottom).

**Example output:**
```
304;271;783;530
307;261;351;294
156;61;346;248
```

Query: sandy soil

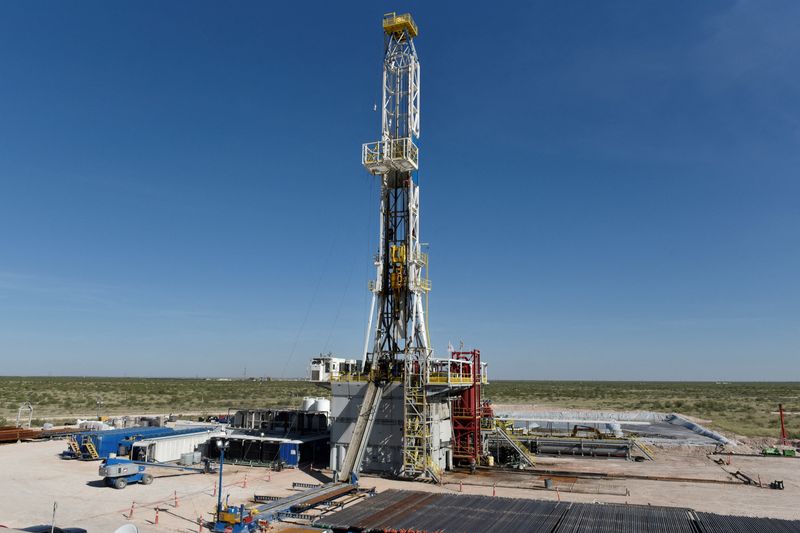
0;439;798;533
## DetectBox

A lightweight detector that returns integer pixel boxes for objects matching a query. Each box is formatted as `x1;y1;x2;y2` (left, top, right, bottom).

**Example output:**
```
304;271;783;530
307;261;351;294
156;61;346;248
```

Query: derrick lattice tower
361;12;430;478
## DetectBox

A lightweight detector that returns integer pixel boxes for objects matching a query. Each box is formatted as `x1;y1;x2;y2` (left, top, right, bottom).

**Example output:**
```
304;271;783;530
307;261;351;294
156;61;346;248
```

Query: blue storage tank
71;426;209;459
278;440;301;467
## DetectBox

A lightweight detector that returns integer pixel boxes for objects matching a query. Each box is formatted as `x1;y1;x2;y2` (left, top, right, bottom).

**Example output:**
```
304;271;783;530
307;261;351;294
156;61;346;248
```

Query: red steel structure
450;350;482;464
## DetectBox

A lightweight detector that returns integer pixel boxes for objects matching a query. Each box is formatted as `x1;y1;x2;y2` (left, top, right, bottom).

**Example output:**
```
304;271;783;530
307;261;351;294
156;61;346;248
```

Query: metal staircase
82;436;100;460
67;436;82;458
425;457;442;484
496;424;536;467
401;354;429;478
338;381;383;481
633;438;656;460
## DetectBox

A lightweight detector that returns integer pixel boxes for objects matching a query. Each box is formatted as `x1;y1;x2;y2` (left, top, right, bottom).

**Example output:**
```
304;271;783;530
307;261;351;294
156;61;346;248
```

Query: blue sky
0;1;798;379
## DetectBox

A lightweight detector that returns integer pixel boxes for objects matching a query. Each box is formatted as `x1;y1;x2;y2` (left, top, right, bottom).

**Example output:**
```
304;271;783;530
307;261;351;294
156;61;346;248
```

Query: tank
301;397;316;412
179;452;198;465
311;398;330;413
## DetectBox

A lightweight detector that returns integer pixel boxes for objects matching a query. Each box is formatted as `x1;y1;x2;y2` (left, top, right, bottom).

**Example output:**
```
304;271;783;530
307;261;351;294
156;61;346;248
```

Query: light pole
216;439;229;516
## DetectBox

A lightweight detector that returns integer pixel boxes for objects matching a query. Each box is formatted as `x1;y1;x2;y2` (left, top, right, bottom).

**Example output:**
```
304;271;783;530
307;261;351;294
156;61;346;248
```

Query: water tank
301;397;316;412
607;422;623;438
312;398;330;413
180;452;197;465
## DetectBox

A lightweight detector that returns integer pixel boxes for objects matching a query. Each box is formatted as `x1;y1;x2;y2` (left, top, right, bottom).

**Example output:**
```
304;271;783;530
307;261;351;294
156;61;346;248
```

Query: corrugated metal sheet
318;489;800;533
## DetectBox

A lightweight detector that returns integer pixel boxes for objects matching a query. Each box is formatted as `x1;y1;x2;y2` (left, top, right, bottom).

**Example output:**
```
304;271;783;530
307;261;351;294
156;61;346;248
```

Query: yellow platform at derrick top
383;12;418;38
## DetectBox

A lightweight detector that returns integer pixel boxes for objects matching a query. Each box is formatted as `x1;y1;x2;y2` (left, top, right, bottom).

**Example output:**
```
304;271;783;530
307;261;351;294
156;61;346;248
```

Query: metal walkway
633;438;656;460
495;425;536;467
249;482;357;523
338;381;383;481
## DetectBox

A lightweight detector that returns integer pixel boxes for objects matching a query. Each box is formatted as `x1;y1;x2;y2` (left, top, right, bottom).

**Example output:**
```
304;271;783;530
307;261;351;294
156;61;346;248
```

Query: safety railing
362;141;389;174
388;138;418;171
362;138;419;174
329;372;371;383
429;373;473;385
410;278;431;291
497;424;536;467
383;12;418;38
410;250;428;266
426;457;443;483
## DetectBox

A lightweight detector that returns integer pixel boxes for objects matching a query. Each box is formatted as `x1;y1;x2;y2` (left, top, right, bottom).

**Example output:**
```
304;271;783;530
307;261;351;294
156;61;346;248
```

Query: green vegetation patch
1;377;797;438
484;380;800;439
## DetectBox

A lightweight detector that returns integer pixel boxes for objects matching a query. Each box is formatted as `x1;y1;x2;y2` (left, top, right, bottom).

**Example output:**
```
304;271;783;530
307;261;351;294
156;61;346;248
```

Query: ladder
338;381;383;481
67;436;82;458
82;436;100;460
401;355;429;477
496;425;536;467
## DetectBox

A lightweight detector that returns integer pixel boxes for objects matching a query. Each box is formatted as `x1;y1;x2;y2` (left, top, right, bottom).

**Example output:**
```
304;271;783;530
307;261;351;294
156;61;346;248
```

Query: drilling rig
310;12;490;484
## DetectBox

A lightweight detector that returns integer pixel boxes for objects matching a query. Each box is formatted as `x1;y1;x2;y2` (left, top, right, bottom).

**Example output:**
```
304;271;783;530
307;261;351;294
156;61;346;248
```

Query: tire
114;477;128;490
141;473;153;485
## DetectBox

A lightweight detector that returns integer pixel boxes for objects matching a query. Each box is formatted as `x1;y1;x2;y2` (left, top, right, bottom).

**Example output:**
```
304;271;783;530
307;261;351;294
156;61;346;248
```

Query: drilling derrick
361;12;430;479
312;12;490;484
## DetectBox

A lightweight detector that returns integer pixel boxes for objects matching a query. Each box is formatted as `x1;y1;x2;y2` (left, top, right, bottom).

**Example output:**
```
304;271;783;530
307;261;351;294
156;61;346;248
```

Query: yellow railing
414;278;431;291
410;250;428;266
429;372;488;385
330;372;371;383
383;12;418;38
426;457;443;482
429;374;470;384
327;369;486;385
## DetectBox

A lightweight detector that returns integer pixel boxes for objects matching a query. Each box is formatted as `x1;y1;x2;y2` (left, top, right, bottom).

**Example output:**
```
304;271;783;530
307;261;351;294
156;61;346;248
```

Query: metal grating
319;489;800;533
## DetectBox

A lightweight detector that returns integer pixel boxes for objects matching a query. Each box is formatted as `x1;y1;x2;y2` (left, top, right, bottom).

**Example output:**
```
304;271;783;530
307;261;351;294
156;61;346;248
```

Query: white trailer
131;429;225;463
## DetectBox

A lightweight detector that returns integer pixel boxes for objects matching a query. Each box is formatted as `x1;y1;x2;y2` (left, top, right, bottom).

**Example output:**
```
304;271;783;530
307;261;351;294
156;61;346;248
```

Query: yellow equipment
383;12;418;38
390;244;406;263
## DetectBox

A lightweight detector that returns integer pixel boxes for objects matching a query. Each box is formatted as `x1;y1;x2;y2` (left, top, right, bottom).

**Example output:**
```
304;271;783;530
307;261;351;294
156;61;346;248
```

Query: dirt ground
1;439;798;533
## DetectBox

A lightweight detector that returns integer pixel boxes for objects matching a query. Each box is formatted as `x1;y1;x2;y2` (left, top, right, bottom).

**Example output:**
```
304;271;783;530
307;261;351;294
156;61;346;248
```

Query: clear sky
1;1;798;380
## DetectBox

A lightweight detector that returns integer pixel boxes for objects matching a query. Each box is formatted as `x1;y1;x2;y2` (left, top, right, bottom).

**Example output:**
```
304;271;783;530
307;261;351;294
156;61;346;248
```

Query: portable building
131;429;225;463
68;426;211;459
205;434;329;468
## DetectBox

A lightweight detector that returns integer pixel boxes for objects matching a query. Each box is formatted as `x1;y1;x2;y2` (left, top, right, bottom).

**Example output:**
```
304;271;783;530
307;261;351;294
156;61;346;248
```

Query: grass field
485;380;800;440
0;377;797;439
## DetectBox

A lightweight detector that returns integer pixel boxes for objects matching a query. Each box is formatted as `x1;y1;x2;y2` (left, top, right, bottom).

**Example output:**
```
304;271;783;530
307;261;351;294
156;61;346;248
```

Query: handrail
382;12;418;38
